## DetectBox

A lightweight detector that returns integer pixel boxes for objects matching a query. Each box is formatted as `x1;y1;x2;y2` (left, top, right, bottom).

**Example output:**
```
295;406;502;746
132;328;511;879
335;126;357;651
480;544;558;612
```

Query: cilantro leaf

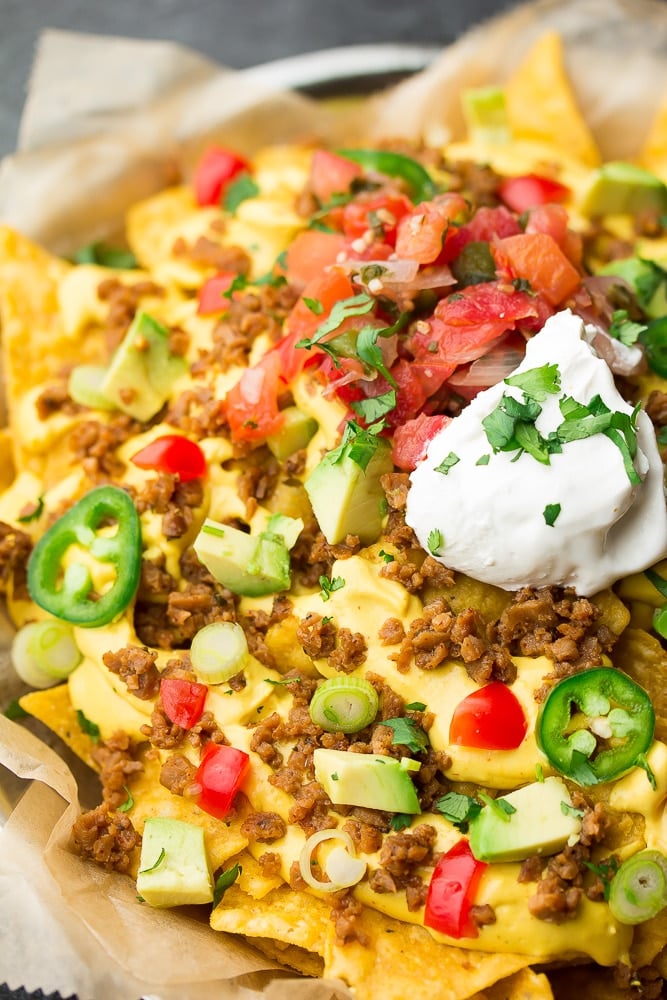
427;528;443;556
479;791;516;821
543;502;561;527
405;701;427;711
504;363;561;401
17;496;44;523
434;452;460;475
350;390;397;423
608;309;647;347
319;575;345;602
223;174;260;213
213;863;242;907
118;785;134;813
382;717;429;754
77;709;100;743
583;856;619;900
72;242;138;269
390;813;413;832
296;293;375;349
327;420;385;472
303;297;324;315
635;752;658;790
434;791;482;832
635;258;667;309
139;847;166;875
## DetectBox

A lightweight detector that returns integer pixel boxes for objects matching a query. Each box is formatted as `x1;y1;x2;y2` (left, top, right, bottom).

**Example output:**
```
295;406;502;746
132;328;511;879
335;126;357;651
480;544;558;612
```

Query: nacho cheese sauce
406;310;667;595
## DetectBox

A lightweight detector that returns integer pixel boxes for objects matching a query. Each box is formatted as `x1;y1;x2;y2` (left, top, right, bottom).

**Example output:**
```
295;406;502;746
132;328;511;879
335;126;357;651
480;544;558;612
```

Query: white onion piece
339;257;419;284
299;828;367;892
384;264;456;292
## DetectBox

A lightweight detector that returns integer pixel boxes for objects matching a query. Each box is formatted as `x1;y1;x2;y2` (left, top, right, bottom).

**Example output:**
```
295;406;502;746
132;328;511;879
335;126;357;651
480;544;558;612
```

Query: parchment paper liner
2;0;667;996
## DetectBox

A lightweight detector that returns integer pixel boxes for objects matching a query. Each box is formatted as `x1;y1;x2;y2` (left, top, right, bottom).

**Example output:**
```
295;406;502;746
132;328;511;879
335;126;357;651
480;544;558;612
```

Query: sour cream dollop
406;310;667;595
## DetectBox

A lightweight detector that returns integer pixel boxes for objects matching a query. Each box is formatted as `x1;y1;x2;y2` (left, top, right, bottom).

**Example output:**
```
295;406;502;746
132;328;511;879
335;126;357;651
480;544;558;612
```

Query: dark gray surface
1;0;514;158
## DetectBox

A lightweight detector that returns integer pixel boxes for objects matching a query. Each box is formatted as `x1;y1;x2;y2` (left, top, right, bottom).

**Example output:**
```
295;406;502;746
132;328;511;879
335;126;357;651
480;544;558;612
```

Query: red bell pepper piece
130;435;207;482
498;173;570;214
160;677;208;729
449;681;528;751
193;743;251;819
193;146;250;207
424;839;487;938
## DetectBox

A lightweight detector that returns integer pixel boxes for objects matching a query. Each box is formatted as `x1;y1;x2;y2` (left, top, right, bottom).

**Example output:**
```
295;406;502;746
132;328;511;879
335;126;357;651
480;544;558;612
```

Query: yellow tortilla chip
640;92;667;179
472;967;554;1000
211;882;330;957
322;905;533;1000
505;32;600;166
252;936;325;979
19;683;98;770
611;627;667;742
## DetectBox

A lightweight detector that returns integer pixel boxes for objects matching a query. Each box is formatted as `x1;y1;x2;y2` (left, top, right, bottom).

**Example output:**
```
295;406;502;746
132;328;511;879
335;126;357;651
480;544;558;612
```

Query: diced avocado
265;512;303;550
581;162;667;218
266;406;318;461
468;777;582;863
136;816;213;908
304;434;393;546
462;86;511;145
193;517;291;596
100;310;187;422
600;256;667;319
313;747;421;814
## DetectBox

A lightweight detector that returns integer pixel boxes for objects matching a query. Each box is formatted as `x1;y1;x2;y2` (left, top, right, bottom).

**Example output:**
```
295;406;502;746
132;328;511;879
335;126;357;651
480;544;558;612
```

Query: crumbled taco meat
172;234;251;276
237;454;280;520
240;810;288;843
71;803;141;874
91;730;143;809
141;701;186;750
135;472;204;540
258;851;283;878
35;380;81;420
330;890;369;946
0;521;32;598
159;753;197;795
96;277;165;352
290;525;362;589
166;385;229;439
69;414;139;479
102;646;161;700
288;780;335;838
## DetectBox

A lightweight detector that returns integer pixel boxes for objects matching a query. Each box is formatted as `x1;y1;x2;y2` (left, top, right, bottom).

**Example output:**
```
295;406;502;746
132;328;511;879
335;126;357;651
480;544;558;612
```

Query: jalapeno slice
27;485;142;628
337;149;437;205
536;667;655;785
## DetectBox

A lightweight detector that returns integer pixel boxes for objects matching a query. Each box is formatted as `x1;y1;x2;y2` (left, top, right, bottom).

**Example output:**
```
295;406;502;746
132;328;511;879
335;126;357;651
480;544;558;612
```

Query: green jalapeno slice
337;149;437;205
536;667;655;785
27;485;142;628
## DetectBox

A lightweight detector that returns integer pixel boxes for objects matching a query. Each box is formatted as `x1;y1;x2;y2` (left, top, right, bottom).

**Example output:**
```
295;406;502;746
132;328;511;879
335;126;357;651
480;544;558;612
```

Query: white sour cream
406;310;667;595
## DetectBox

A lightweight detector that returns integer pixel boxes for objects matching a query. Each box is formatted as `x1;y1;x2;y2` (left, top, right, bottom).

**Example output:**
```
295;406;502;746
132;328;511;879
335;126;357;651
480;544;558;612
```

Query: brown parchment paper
2;1;667;997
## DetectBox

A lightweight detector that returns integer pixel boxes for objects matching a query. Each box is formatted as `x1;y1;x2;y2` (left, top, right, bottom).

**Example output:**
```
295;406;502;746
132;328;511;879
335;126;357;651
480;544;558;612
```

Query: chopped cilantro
139;847;166;875
378;549;395;563
118;785;134;813
427;529;443;556
560;800;585;819
76;709;100;743
72;242;138;269
17;496;44;523
213;863;242;907
350;390;397;423
434;451;460;476
382;717;429;755
327;419;386;472
331;772;339;781
511;277;533;294
636;752;658;790
644;567;667;599
583;856;619;900
479;792;516;821
303;296;324;315
535;763;545;783
504;363;561;401
608;309;647;347
4;699;29;721
543;502;562;527
264;676;304;686
434;791;482;832
405;701;427;712
635;258;667;310
390;813;413;832
295;293;374;350
476;454;490;466
223;173;260;213
359;263;388;284
319;575;345;602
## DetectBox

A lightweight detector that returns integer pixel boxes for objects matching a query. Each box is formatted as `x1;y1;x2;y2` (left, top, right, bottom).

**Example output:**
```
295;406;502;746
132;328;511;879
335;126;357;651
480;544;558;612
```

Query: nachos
4;32;667;1000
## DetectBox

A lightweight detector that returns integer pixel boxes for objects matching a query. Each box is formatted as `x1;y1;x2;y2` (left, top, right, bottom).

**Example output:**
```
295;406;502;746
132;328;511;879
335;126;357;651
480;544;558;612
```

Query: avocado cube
313;747;421;814
600;256;667;319
581;162;667;218
266;406;318;461
462;86;511;145
136;816;213;908
193;518;291;596
305;436;393;546
100;310;187;422
468;776;582;863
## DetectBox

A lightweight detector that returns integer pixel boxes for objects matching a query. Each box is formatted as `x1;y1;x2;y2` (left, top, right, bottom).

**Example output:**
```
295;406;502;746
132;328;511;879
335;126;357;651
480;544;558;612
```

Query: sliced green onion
309;676;378;734
609;850;667;925
11;620;83;688
68;365;116;410
190;621;249;685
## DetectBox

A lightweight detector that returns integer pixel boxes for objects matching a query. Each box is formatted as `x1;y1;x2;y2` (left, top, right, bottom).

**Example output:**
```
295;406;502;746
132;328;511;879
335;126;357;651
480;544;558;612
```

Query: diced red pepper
197;272;235;314
193;742;250;819
449;681;528;751
160;677;208;729
193;146;250;207
130;435;207;482
424;839;487;938
498;173;570;214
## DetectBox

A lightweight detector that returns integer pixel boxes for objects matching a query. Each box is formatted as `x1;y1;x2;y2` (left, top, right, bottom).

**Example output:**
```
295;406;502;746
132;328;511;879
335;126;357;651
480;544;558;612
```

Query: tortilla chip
235;849;284;899
19;683;98;770
640;91;667;179
322;905;533;1000
630;907;667;968
472;967;554;1000
252;936;325;979
611;627;667;742
211;882;330;957
505;32;600;166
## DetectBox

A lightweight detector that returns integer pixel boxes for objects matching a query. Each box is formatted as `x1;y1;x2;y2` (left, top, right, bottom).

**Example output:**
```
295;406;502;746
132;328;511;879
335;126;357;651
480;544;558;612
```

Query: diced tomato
283;230;348;289
524;204;583;267
395;194;469;264
458;205;522;244
160;677;208;729
411;283;540;367
449;681;528;750
285;270;356;342
491;232;582;306
498;173;570;214
424;839;487;939
342;191;414;247
130;435;207;481
309;149;363;204
192;146;250;207
392;412;452;471
225;351;284;442
193;743;250;820
197;271;235;314
344;240;396;263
